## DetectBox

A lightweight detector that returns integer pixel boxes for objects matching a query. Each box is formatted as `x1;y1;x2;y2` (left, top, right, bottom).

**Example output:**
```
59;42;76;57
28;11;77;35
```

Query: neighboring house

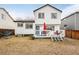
0;8;15;34
33;4;62;38
61;12;79;30
14;20;35;35
61;5;79;39
61;5;79;30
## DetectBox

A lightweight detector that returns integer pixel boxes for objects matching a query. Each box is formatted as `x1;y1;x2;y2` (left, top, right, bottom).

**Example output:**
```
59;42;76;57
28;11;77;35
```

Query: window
35;31;40;36
36;26;40;30
46;26;54;31
38;13;44;19
17;22;23;27
0;14;5;20
51;13;57;19
25;24;33;29
46;26;52;30
35;26;40;36
1;14;4;19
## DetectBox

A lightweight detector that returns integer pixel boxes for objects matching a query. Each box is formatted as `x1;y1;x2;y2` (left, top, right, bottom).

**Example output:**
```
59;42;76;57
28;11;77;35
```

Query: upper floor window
1;14;4;19
38;13;44;19
51;13;57;19
0;14;5;20
17;22;23;27
25;24;33;29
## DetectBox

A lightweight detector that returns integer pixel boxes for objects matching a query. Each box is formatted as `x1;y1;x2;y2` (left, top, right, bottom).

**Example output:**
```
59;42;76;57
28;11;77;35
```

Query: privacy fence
65;30;79;39
0;29;15;35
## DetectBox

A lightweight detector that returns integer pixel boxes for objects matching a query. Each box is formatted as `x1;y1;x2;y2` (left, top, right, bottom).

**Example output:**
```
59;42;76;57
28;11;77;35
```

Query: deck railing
35;30;65;37
35;30;52;37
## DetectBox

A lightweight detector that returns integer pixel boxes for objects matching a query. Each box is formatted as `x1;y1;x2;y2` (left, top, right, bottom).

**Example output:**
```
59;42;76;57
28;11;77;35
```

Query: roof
33;4;62;12
61;12;79;21
61;5;79;20
0;8;14;21
14;20;35;23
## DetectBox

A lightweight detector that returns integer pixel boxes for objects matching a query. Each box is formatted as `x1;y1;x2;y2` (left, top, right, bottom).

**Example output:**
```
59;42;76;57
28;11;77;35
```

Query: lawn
0;36;79;55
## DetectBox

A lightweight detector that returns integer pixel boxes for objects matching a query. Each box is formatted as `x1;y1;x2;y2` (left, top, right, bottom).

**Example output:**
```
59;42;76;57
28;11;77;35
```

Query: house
61;12;79;30
14;19;35;35
0;4;65;38
61;5;79;39
0;8;15;34
61;5;79;30
33;4;63;38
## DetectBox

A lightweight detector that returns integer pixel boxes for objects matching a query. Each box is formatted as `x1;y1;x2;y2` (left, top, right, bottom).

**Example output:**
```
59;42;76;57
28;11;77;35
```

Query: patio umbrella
43;22;47;34
43;15;47;30
43;22;47;30
43;15;47;35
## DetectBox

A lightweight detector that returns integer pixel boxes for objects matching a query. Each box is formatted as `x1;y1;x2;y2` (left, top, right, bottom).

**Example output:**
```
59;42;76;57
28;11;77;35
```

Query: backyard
0;36;79;55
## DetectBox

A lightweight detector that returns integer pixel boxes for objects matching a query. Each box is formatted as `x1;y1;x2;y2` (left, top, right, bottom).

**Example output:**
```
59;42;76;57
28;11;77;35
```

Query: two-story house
33;4;62;38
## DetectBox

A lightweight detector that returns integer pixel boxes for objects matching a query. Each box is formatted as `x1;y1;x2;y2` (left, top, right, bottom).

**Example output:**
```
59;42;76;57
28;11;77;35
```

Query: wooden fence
0;29;15;35
65;30;79;39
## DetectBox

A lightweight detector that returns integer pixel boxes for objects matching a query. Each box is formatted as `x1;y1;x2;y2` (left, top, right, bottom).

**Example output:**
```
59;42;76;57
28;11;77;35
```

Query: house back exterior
33;4;62;38
0;4;65;38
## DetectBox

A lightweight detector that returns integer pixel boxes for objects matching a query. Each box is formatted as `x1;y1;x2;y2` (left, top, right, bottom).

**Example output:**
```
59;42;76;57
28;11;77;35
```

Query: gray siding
61;14;76;30
76;13;79;30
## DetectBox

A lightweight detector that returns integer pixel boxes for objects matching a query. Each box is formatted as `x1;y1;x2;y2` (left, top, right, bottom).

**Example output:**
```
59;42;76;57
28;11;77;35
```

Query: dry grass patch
0;36;79;55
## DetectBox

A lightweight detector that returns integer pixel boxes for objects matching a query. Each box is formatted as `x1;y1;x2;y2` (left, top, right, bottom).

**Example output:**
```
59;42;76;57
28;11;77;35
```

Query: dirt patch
0;36;79;55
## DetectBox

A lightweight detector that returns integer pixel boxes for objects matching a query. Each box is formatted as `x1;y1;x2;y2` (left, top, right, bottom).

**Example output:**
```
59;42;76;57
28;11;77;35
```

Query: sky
0;4;73;19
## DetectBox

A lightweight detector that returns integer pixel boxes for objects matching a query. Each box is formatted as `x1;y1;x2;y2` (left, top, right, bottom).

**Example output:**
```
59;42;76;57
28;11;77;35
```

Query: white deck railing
35;30;52;37
34;30;65;38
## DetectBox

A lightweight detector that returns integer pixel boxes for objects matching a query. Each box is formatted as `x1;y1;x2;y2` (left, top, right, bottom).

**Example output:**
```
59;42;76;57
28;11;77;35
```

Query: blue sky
0;4;73;19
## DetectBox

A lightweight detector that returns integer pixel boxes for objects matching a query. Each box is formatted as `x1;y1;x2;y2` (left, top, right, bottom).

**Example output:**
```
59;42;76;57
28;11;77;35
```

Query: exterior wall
34;5;62;38
34;24;61;37
61;14;76;30
54;25;60;31
34;5;61;24
15;22;34;35
35;24;60;31
76;13;79;30
0;9;15;30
